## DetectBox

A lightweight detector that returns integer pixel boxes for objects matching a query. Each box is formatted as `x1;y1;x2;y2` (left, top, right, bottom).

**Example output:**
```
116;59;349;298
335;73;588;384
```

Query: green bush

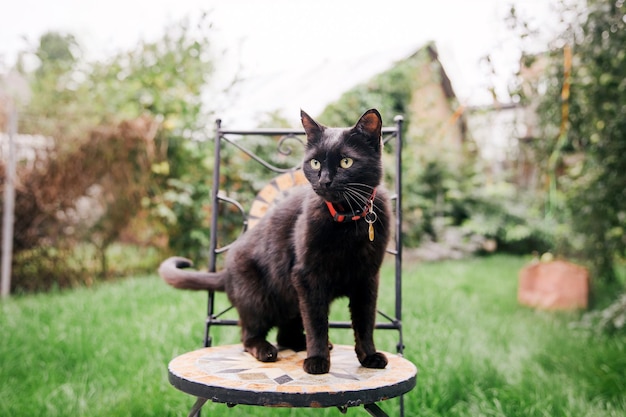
510;0;626;282
2;14;224;291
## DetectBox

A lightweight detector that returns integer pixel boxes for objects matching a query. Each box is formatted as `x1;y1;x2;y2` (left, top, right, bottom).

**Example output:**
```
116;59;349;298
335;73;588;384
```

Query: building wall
0;134;52;169
406;55;466;166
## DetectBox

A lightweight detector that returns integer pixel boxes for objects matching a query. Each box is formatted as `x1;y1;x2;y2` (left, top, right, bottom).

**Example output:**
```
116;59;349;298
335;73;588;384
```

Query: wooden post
1;102;16;298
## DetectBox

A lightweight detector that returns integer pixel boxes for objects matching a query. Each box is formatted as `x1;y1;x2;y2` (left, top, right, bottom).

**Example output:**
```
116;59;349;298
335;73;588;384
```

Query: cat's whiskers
347;182;375;192
341;191;359;215
347;183;378;201
344;186;388;234
344;189;384;223
345;184;384;213
343;188;369;209
340;190;364;233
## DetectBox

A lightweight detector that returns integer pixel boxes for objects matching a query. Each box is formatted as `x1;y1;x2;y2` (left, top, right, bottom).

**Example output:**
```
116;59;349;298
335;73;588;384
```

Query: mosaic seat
169;344;416;416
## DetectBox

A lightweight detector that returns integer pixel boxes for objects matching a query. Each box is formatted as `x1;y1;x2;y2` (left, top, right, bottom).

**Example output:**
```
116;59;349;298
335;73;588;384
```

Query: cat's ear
301;110;323;140
354;109;382;139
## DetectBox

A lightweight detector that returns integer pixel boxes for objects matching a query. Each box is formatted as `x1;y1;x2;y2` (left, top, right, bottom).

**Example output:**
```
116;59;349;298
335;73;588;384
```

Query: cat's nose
319;172;332;188
320;175;333;188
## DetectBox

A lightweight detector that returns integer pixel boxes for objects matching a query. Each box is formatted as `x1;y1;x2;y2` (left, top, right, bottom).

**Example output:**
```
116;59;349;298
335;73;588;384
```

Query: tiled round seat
168;344;416;414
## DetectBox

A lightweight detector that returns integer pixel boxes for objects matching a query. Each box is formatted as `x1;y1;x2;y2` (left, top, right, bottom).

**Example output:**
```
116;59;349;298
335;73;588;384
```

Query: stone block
518;260;589;310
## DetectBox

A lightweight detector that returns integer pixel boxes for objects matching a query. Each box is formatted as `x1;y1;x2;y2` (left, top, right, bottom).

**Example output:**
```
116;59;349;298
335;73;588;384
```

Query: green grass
1;255;625;417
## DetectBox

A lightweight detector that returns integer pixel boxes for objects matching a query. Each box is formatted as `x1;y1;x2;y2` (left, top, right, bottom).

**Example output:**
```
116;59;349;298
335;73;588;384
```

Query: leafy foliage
563;0;626;281
319;45;548;254
513;0;626;282
1;13;222;291
3;115;161;289
580;293;626;334
318;52;415;127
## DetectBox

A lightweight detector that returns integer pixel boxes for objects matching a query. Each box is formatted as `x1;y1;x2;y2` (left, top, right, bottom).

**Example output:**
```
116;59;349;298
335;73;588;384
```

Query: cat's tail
158;257;227;291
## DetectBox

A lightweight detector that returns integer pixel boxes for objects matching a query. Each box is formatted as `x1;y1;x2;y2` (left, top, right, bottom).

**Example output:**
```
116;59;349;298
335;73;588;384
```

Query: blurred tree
2;12;226;290
84;13;221;264
34;32;78;75
563;0;626;282
513;0;626;282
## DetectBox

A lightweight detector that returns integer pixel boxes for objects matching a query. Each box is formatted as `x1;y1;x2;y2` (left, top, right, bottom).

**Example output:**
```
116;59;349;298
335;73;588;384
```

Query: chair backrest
204;115;405;354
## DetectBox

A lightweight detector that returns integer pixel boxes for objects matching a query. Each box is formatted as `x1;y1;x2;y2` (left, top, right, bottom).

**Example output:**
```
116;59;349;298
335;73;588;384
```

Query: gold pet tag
365;206;377;242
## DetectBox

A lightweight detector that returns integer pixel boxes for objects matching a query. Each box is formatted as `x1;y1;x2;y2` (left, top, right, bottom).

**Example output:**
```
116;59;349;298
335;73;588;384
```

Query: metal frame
203;115;405;415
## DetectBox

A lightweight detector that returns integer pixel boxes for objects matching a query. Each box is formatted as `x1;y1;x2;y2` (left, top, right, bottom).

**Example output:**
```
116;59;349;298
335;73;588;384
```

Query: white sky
0;0;557;125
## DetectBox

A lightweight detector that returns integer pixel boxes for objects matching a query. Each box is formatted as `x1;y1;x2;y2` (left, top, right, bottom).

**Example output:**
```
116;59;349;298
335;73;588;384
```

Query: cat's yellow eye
310;159;321;170
340;157;353;169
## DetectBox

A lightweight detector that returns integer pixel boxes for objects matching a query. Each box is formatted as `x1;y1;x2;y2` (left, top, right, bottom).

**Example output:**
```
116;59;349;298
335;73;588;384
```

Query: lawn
1;255;625;417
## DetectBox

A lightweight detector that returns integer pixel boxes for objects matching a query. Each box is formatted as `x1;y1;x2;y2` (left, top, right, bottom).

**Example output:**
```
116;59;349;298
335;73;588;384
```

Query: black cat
159;109;391;374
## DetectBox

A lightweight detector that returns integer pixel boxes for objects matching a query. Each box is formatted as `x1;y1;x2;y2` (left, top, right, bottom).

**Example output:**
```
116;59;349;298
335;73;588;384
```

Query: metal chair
166;115;415;416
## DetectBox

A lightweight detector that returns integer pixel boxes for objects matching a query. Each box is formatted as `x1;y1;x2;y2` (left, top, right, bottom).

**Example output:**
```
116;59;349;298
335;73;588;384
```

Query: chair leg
364;403;389;417
187;397;208;417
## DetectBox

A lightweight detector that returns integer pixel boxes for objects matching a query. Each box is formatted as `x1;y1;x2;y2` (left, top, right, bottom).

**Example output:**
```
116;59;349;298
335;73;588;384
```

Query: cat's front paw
246;341;278;362
303;356;330;374
360;352;388;369
258;344;279;362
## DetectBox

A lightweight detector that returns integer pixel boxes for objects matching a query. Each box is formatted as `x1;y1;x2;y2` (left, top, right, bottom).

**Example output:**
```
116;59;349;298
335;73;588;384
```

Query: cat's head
300;109;383;205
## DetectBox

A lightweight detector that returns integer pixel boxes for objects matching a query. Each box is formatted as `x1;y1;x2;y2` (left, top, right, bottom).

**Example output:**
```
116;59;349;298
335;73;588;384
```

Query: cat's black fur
159;109;391;374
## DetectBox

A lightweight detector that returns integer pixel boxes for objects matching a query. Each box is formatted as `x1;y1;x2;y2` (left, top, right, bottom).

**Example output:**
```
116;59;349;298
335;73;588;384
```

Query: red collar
325;188;377;222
